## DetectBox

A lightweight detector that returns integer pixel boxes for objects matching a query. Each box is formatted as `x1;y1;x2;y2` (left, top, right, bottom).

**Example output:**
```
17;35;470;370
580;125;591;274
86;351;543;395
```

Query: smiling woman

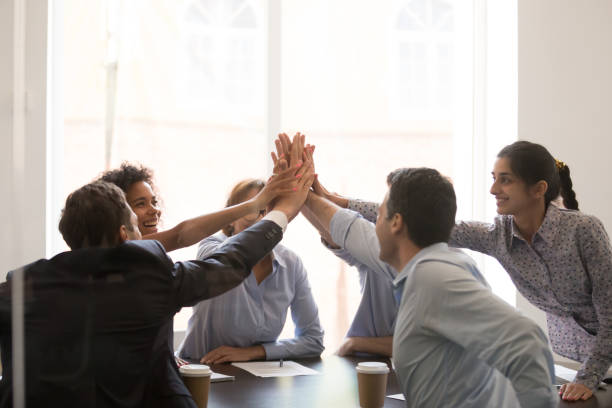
98;161;296;253
99;163;161;235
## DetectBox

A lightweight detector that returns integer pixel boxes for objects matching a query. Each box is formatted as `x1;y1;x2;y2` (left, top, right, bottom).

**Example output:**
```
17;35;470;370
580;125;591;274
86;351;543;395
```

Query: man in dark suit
0;170;313;407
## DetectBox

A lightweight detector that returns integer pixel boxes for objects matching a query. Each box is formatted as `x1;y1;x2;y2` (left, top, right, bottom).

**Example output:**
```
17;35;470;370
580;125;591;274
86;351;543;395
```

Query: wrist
333;195;349;208
250;345;266;360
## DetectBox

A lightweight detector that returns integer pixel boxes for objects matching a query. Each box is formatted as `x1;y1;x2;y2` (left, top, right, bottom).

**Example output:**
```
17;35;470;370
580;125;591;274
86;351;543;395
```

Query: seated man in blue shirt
301;205;396;357
303;167;558;408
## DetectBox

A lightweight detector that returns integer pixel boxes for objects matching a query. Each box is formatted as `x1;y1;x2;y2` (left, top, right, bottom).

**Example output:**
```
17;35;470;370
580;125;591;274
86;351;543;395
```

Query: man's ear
390;213;404;235
118;225;129;244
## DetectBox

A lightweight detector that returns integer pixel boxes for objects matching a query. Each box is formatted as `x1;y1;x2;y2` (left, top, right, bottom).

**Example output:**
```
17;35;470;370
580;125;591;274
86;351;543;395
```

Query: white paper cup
179;364;212;408
356;362;390;408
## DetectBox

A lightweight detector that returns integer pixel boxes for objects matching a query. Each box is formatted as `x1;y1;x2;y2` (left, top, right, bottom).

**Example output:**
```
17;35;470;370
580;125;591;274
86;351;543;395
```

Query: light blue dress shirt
330;209;558;408
177;233;324;361
349;199;612;389
323;242;397;339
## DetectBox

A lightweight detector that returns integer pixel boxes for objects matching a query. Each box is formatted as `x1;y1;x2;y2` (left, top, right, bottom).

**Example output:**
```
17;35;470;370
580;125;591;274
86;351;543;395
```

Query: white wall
517;0;612;365
0;0;49;279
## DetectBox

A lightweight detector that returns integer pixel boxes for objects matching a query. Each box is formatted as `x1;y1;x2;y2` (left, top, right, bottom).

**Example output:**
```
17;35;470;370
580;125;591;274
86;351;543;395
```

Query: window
54;0;517;354
178;0;264;113
392;0;454;118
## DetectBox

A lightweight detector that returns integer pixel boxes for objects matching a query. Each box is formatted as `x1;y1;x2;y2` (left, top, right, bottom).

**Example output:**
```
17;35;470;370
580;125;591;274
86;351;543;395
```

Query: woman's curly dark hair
98;162;156;194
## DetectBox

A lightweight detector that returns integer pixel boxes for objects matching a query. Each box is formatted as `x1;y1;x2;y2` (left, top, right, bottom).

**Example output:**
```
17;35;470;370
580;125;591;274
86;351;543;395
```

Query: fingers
279;133;291;158
560;383;593;401
296;132;305;162
297;164;315;191
290;134;300;168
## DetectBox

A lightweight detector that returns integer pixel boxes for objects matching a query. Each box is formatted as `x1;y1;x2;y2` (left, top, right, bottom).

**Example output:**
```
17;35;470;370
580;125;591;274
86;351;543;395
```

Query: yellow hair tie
555;159;565;170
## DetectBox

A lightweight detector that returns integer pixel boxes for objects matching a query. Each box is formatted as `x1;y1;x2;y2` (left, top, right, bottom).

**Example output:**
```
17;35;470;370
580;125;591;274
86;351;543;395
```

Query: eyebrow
129;197;147;205
492;172;513;177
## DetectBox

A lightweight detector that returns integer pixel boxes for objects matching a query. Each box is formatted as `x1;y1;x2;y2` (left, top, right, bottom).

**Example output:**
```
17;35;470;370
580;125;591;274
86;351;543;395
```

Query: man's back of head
386;167;456;248
58;181;141;250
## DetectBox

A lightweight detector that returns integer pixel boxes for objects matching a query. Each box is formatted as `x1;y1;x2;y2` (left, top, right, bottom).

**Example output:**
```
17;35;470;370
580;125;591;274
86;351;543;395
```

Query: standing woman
315;141;611;402
450;141;611;401
99;162;290;252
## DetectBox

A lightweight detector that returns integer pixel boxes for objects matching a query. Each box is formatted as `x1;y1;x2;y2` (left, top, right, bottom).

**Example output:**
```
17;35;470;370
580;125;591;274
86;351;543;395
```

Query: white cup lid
356;361;390;374
179;364;212;377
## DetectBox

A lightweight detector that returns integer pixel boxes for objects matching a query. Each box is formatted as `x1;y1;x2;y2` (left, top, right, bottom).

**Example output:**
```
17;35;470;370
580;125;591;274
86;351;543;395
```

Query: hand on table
175;355;189;367
200;345;265;365
559;382;593;401
335;338;356;357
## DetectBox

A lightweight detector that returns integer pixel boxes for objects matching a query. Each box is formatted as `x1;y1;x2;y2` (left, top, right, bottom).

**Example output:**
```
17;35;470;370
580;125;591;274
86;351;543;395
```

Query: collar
270;248;284;269
509;203;560;246
393;242;449;287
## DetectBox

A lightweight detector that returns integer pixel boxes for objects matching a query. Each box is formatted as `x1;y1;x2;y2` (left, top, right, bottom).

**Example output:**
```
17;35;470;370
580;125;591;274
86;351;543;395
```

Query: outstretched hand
271;132;306;173
252;165;303;212
271;158;315;221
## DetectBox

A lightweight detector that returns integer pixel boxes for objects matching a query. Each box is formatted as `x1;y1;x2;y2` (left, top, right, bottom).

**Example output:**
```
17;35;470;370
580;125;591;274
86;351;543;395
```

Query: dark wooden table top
205;356;611;407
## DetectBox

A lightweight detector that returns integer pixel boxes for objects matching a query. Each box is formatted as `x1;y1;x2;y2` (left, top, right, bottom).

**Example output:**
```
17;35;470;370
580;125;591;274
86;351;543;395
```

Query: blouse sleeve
574;215;612;389
449;220;500;255
347;199;379;223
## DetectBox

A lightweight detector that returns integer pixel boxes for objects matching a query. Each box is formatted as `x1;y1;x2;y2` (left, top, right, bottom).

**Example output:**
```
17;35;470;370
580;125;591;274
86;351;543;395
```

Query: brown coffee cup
179;364;212;408
356;362;390;408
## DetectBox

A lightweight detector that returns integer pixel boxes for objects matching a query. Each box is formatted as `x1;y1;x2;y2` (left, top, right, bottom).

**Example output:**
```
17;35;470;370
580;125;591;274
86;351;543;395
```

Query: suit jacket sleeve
169;219;283;310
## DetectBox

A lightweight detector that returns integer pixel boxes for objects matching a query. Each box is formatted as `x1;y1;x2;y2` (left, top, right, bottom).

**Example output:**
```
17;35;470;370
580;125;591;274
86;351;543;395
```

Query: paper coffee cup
356;362;390;408
179;364;212;408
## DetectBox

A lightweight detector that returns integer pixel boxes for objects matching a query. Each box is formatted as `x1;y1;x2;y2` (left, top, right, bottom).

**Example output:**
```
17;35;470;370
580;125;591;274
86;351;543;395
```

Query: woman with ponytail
449;141;611;401
315;140;611;402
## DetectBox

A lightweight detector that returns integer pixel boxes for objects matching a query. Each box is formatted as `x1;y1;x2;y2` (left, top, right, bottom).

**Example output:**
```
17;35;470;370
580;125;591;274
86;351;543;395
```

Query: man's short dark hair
386;168;456;248
58;181;134;250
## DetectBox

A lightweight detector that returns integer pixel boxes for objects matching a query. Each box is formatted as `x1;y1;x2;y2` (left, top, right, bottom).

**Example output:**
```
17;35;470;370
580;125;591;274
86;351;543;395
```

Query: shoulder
274;244;305;269
121;240;174;268
556;208;608;236
411;252;485;296
199;233;226;247
196;233;227;258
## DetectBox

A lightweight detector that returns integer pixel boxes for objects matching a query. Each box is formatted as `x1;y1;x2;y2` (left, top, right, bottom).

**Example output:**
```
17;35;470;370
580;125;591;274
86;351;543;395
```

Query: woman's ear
532;180;548;199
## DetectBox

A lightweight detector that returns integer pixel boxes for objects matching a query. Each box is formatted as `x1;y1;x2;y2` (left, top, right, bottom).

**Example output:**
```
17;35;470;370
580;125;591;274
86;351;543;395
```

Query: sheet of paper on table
387;394;405;401
211;371;235;383
231;361;320;378
554;364;577;382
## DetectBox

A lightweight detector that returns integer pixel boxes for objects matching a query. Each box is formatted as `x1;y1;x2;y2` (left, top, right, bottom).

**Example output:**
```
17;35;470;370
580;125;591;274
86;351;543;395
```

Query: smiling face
125;181;161;236
490;157;544;216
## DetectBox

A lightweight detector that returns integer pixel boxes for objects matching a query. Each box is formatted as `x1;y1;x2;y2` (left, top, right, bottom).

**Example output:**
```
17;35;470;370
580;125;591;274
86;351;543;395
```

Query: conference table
203;355;612;407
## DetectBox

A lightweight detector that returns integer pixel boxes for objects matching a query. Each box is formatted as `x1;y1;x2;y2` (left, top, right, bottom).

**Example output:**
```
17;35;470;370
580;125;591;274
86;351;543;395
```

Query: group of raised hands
248;132;331;222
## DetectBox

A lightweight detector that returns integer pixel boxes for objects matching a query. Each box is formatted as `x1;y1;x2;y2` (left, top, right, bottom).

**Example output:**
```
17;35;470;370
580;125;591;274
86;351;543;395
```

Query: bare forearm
145;200;258;252
304;192;343;234
326;193;349;209
350;336;393;357
301;204;338;246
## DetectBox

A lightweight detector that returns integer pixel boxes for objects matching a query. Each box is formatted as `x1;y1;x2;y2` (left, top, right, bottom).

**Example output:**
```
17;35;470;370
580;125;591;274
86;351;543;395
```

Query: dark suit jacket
0;220;283;408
